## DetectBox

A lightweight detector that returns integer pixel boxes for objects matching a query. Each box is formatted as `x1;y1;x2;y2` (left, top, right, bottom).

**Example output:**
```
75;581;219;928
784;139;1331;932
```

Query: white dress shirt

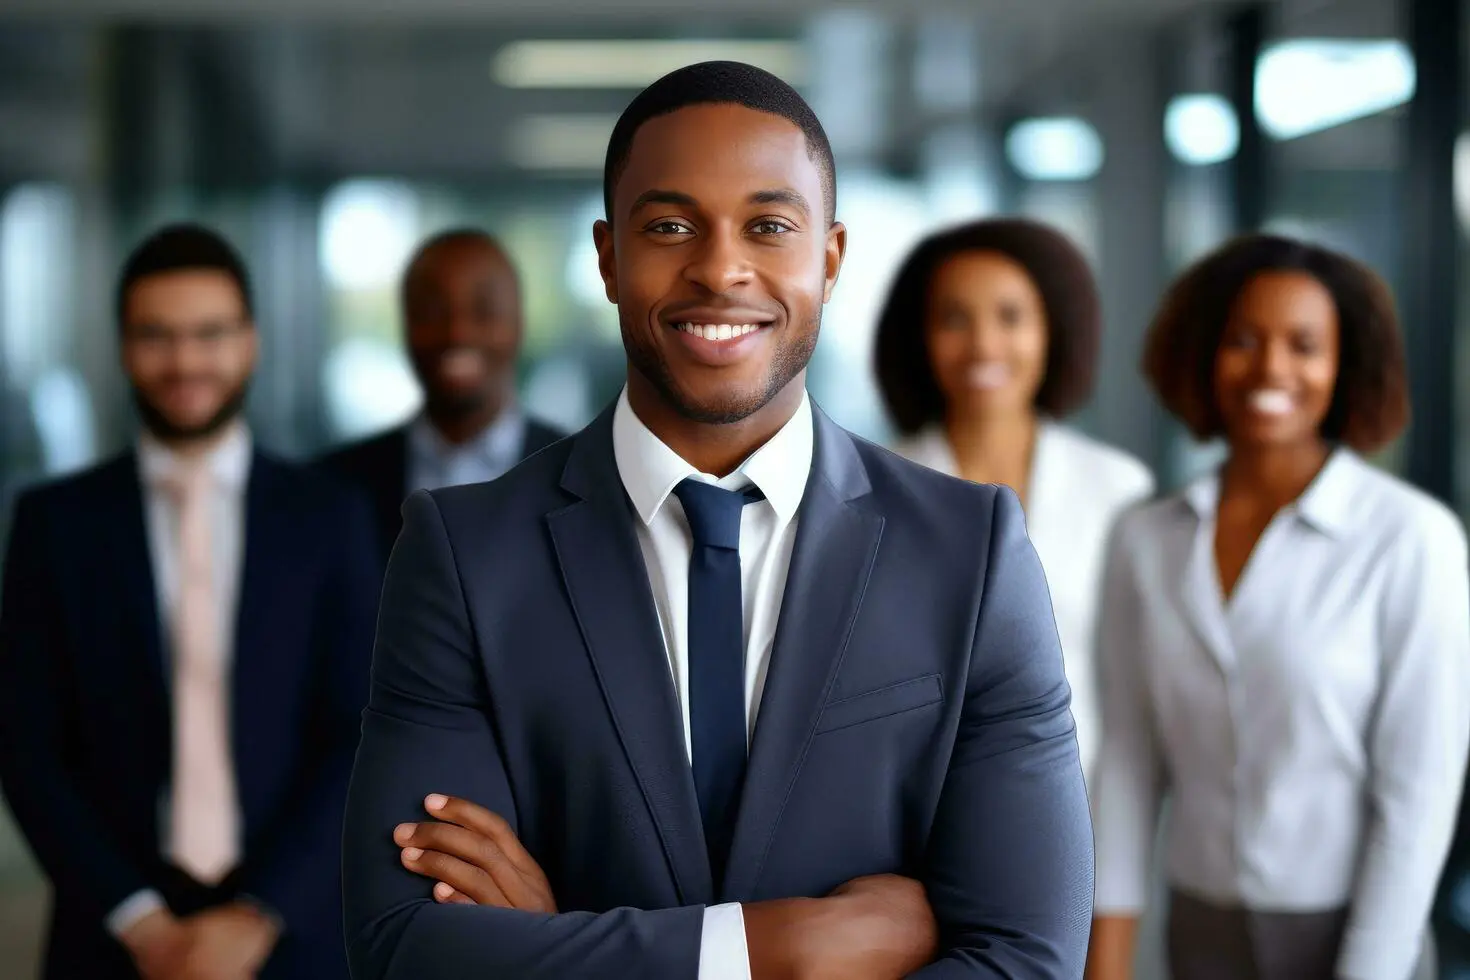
105;422;252;937
612;387;812;980
892;420;1154;781
408;406;525;493
1091;448;1470;980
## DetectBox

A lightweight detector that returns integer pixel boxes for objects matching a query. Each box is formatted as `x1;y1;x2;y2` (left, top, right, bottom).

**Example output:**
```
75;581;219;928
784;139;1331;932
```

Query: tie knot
160;461;213;502
673;478;763;551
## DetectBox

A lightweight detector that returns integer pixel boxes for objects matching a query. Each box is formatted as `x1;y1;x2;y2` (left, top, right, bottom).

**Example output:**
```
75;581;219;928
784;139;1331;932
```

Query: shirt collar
1293;448;1358;536
409;405;525;469
1182;445;1357;538
896;419;1058;479
138;418;252;491
612;385;813;527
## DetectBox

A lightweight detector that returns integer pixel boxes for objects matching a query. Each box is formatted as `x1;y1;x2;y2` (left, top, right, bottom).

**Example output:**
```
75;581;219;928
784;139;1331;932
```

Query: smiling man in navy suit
0;224;381;980
342;62;1093;979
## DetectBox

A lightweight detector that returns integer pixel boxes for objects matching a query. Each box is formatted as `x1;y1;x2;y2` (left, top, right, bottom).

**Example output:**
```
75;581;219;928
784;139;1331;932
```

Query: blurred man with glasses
0;223;381;980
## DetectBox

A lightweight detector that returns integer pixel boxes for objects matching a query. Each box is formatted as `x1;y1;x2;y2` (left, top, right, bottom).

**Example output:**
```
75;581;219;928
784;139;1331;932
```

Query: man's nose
683;230;754;294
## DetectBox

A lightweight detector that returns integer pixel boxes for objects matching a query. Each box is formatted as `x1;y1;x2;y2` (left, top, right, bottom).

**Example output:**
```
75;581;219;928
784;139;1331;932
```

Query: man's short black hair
116;223;253;329
602;60;836;225
399;227;517;312
410;227;501;256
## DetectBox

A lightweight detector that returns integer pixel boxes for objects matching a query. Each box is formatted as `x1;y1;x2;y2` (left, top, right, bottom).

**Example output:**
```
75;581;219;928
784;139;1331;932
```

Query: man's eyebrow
627;188;814;218
629;189;699;213
749;188;811;216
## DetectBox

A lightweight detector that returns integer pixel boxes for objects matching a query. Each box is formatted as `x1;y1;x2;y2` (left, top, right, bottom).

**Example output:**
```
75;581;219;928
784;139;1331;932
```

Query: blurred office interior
0;0;1467;974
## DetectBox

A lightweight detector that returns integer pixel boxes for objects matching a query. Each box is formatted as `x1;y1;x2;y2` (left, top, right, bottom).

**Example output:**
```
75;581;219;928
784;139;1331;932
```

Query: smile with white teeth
1246;389;1294;416
437;348;486;381
966;362;1011;391
676;322;764;341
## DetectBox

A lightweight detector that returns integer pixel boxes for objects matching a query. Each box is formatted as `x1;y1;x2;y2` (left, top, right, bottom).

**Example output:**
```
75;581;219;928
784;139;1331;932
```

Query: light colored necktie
163;461;239;884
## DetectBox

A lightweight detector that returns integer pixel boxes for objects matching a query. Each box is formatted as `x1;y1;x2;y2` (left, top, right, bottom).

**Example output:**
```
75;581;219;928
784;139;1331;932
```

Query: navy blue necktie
673;477;764;890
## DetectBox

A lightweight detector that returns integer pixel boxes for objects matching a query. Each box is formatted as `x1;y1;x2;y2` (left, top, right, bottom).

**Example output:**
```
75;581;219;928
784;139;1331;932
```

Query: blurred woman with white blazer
1086;234;1470;980
874;218;1154;783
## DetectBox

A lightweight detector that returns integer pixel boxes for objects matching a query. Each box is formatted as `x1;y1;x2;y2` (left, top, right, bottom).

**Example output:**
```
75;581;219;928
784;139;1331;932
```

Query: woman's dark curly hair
873;217;1101;435
1141;233;1409;452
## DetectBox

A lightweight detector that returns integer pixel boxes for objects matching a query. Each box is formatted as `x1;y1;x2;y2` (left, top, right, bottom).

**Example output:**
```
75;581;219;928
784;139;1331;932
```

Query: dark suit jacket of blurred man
320;416;565;561
0;446;381;979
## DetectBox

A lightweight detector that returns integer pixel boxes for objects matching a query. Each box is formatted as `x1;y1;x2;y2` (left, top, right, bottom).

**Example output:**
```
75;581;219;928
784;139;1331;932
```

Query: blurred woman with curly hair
1086;234;1467;980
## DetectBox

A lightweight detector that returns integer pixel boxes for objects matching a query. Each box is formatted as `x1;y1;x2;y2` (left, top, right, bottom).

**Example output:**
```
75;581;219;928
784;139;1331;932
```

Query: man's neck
425;398;508;448
145;417;243;462
626;374;805;478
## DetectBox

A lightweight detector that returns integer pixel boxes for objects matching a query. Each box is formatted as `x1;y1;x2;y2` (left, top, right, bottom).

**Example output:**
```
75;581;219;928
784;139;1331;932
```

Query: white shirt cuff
698;902;752;980
106;889;167;938
1336;923;1427;980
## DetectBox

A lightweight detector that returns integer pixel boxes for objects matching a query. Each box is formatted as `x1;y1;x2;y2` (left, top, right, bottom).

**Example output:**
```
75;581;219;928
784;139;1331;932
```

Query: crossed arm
392;793;937;980
343;488;1092;979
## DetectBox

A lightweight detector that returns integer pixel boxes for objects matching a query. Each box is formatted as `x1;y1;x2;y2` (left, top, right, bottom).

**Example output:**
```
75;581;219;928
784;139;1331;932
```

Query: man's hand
395;794;558;912
745;874;938;980
173;901;280;980
396;796;933;980
119;907;190;980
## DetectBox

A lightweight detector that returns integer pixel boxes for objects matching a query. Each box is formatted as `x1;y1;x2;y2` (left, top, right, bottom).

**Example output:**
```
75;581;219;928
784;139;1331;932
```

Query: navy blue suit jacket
0;450;383;980
342;401;1094;979
319;417;567;563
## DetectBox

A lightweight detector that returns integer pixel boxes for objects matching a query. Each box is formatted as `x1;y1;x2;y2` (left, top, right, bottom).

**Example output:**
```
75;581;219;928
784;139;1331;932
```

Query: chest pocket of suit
814;674;944;736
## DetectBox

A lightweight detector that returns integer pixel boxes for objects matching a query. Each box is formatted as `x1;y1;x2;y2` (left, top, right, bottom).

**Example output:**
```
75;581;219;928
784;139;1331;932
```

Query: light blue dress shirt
407;407;526;493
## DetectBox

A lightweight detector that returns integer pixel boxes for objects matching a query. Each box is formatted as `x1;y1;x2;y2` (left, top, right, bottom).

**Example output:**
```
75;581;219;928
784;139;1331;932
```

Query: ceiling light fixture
1165;93;1239;165
1005;117;1104;182
506;113;622;171
493;40;805;89
1255;38;1415;140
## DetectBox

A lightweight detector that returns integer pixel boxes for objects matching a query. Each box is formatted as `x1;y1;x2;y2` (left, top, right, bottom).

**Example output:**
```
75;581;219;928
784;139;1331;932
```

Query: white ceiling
0;0;1408;182
0;0;1232;21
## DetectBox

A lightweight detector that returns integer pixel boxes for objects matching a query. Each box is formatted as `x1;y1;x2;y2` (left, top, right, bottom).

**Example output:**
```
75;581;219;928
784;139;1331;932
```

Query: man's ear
593;220;618;304
822;221;848;303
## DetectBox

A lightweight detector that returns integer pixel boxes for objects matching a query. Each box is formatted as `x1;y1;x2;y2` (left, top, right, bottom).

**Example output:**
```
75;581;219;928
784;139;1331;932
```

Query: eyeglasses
124;320;251;353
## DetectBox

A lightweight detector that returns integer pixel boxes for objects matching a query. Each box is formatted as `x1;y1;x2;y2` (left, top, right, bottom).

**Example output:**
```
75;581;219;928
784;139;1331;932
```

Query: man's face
120;269;257;441
595;103;845;424
404;238;522;419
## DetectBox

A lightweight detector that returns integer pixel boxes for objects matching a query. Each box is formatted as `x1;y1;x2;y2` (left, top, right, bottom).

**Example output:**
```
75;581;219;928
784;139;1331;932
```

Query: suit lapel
111;454;167;689
231;454;292;744
380;428;410;553
721;410;883;901
546;409;713;905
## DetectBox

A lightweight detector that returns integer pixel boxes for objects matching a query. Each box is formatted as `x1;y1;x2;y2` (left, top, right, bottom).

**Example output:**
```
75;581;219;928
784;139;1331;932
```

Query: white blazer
891;421;1154;779
1090;448;1470;980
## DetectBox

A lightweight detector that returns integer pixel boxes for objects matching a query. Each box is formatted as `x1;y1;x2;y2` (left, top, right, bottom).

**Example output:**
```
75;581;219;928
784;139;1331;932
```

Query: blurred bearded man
0;223;381;980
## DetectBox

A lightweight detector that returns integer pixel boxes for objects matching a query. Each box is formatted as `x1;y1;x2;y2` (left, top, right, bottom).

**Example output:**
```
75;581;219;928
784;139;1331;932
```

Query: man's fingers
424;794;548;882
433;882;476;905
399;846;510;908
397;821;546;910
